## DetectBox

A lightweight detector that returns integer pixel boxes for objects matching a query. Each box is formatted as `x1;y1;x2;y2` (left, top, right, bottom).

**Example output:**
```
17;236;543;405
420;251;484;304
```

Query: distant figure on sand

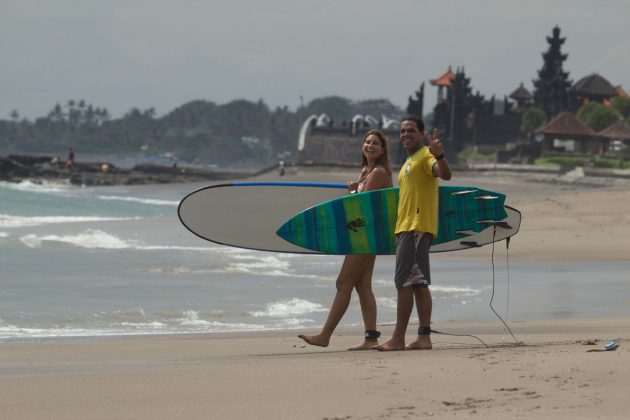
376;116;452;351
65;148;75;169
278;160;285;176
298;129;393;350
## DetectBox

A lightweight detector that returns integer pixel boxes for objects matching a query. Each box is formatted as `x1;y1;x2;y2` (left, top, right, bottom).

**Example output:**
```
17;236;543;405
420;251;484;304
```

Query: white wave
0;231;8;238
120;321;167;328
97;195;179;206
376;297;398;309
0;179;72;194
147;266;217;275
250;298;327;318
20;230;137;249
138;245;219;252
112;307;147;318
226;255;290;275
0;214;139;228
431;285;483;300
17;230;221;251
178;310;212;326
273;318;316;328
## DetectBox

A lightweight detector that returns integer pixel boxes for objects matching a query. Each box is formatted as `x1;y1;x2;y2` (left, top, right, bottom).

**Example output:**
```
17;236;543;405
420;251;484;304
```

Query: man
377;115;451;351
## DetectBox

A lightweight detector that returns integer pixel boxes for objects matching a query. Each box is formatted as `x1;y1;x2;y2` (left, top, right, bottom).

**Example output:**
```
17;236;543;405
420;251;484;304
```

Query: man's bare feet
347;340;379;351
297;334;329;347
405;335;432;350
375;337;405;351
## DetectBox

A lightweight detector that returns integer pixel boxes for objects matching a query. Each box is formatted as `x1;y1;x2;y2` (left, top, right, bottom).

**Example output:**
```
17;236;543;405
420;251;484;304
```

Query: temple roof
573;73;618;98
509;83;532;100
430;67;455;87
535;112;596;138
598;119;630;140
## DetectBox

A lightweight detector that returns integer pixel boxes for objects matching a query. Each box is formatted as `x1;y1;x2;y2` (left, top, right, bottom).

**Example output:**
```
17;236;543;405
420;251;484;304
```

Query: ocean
1;179;629;343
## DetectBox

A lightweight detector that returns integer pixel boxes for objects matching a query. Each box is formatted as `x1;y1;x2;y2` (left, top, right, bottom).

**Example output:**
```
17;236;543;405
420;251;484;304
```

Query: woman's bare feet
297;334;330;347
347;340;379;351
375;337;405;351
405;335;432;350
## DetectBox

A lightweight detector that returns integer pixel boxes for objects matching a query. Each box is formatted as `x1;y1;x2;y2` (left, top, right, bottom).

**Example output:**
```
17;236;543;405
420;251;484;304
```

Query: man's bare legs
406;286;432;350
298;255;375;347
375;285;414;351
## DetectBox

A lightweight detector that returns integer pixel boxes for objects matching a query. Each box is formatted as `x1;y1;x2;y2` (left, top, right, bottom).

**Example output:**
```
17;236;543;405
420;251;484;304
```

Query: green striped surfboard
275;186;519;255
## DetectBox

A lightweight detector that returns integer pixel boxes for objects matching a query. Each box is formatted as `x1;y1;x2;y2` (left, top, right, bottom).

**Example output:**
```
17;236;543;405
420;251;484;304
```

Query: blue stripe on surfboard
370;190;387;254
233;182;347;188
331;198;351;254
306;208;318;251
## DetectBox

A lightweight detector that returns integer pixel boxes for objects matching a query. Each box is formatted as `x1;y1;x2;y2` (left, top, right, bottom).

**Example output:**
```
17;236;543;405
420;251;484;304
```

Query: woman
298;129;393;350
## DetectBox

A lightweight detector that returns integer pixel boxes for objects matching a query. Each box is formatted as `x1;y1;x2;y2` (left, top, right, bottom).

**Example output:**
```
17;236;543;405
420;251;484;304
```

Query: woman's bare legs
347;257;379;350
298;255;375;347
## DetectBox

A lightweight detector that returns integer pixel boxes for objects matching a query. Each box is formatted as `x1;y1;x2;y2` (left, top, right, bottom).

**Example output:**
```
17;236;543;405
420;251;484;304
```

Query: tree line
0;97;403;166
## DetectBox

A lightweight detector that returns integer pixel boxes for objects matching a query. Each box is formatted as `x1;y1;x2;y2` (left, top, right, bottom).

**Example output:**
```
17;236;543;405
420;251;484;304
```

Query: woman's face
363;134;385;161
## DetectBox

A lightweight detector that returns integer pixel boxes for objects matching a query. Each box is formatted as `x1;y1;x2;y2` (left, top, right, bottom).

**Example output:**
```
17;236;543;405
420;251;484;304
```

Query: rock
1;154;261;186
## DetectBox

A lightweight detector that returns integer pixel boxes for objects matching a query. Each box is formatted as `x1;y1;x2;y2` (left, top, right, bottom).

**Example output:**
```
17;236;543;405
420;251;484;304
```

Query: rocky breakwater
0;155;254;186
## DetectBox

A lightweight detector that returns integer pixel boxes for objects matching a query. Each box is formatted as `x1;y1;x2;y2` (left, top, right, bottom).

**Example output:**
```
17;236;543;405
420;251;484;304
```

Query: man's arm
427;129;452;180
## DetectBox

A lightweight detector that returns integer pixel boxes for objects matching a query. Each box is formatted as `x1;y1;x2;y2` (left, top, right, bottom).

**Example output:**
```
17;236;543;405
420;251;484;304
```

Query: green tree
521;107;547;139
577;102;621;132
356;98;403;119
610;96;630;118
299;96;353;121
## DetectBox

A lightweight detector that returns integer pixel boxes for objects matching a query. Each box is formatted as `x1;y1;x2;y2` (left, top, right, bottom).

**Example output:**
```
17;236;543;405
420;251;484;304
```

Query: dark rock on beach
0;155;260;186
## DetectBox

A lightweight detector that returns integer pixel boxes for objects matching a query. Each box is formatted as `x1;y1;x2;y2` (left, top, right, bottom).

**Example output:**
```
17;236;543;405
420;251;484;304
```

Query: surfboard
275;186;521;254
178;182;349;253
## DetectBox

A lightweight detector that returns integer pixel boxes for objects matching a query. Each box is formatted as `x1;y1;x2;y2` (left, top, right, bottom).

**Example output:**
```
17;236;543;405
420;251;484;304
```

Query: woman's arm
363;167;392;191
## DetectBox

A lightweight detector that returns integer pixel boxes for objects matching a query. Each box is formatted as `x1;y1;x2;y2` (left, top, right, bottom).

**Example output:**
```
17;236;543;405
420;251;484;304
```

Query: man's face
400;120;422;151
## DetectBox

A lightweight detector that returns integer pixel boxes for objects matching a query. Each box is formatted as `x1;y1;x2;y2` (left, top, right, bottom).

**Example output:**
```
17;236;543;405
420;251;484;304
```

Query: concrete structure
298;114;404;166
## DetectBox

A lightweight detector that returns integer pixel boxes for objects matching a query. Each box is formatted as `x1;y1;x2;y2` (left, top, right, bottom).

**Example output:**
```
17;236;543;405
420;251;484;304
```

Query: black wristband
435;153;445;161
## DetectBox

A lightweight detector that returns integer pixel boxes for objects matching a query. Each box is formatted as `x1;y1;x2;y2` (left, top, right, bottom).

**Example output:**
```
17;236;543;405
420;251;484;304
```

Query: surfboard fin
450;189;477;196
476;220;512;229
460;241;481;247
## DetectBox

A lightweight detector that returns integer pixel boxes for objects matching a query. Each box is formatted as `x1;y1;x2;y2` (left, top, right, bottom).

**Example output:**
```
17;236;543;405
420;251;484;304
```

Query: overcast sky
2;0;629;120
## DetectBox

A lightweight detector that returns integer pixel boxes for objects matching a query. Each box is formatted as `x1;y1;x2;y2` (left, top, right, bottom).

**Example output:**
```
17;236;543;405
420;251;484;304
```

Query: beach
1;167;629;419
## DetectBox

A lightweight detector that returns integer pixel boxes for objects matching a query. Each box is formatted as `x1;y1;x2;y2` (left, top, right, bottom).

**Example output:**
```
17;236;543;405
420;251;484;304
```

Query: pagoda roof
535;112;596;138
573;73;618;98
430;68;455;87
509;83;532;100
598;119;630;140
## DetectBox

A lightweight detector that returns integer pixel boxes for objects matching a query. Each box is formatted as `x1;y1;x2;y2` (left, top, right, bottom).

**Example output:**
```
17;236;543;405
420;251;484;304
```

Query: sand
1;167;629;419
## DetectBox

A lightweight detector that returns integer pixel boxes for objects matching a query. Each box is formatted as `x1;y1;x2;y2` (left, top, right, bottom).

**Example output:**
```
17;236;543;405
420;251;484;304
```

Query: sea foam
250;298;327;318
0;179;71;194
97;195;180;206
0;214;139;228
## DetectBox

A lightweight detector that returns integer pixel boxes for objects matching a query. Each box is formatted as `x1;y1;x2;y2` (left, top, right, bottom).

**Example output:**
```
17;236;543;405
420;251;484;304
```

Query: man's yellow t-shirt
395;147;438;236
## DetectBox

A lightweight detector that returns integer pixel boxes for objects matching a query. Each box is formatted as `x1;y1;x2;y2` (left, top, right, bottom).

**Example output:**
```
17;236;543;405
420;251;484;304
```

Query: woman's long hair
359;129;392;182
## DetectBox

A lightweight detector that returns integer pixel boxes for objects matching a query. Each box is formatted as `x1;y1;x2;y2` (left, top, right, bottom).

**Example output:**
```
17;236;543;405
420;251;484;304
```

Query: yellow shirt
395;147;438;236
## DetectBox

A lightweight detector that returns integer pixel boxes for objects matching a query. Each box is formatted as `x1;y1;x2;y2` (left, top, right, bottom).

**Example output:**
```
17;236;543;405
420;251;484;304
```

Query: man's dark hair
401;115;424;131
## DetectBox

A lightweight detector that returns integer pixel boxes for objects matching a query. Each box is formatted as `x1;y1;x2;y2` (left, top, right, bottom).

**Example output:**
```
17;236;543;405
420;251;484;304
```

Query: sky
1;0;629;120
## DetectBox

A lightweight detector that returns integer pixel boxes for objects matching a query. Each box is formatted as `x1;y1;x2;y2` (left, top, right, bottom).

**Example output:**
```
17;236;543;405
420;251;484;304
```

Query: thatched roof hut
535;112;602;154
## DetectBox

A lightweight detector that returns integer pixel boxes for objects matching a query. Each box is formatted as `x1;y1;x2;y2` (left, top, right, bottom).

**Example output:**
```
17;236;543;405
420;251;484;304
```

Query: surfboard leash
429;226;522;349
489;226;521;345
427;328;489;348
